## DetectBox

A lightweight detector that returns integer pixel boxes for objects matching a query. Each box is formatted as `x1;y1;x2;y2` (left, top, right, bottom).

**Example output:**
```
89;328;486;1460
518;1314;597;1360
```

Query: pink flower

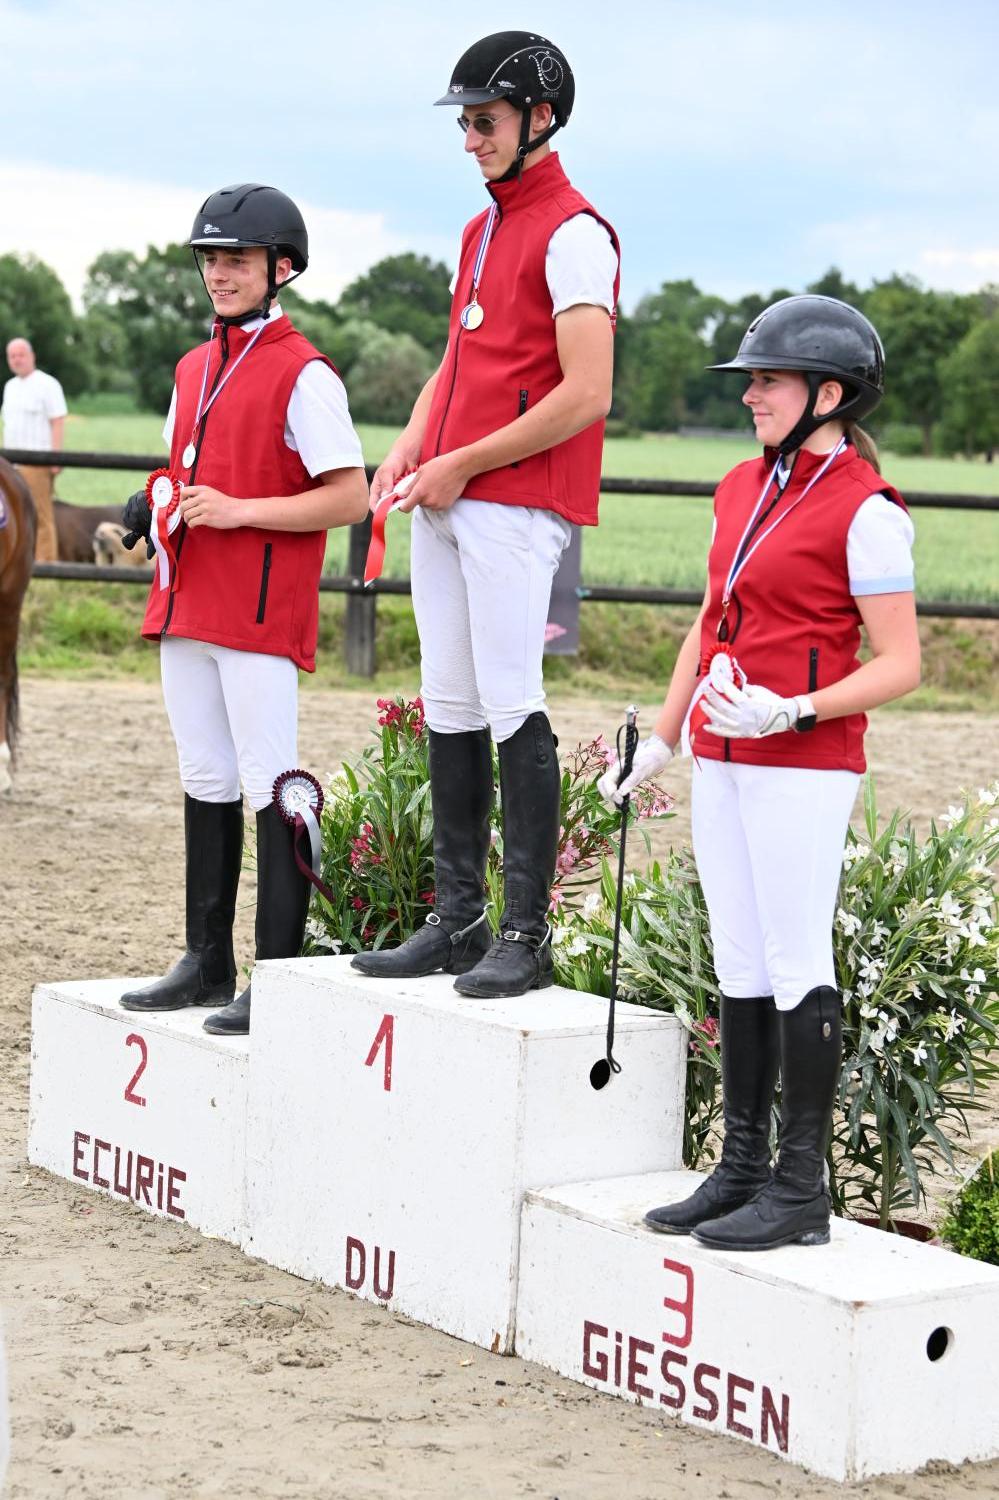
692;1017;720;1051
594;734;617;768
351;896;365;911
549;887;565;912
556;839;581;876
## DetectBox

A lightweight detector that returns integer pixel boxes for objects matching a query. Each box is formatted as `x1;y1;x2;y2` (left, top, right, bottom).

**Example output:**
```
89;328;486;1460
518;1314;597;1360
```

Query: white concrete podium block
516;1171;999;1480
244;956;686;1351
29;979;248;1243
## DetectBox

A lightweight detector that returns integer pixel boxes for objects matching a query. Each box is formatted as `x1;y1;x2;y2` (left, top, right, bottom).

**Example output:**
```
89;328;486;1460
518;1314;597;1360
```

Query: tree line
2;248;997;457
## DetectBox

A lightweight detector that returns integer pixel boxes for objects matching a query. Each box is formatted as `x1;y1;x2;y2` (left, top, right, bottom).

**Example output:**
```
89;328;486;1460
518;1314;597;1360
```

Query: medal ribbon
183;321;268;469
722;439;846;610
463;202;498;317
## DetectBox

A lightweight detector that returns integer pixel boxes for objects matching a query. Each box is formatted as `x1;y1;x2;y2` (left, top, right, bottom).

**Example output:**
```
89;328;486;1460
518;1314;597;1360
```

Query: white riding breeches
690;759;860;1011
160;636;298;810
410;499;571;743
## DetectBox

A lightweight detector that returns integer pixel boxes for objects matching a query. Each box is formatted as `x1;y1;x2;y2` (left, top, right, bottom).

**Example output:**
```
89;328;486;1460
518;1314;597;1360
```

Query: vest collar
487;150;569;216
764;441;849;484
211;309;287;354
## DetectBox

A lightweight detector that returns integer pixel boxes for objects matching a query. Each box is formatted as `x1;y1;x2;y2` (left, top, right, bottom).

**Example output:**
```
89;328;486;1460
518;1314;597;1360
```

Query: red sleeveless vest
141;315;336;672
420;152;620;526
697;445;908;772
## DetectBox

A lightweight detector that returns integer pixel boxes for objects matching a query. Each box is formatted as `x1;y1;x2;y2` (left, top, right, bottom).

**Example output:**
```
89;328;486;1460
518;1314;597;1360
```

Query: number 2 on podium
124;1033;148;1107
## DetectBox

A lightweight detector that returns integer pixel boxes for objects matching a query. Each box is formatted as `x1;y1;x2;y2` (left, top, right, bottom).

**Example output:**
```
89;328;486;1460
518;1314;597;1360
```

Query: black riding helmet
435;31;574;180
189;183;309;324
709;295;885;455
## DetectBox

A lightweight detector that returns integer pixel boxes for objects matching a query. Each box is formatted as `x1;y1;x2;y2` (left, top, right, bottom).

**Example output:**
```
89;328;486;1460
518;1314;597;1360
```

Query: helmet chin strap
778;372;863;455
495;107;561;182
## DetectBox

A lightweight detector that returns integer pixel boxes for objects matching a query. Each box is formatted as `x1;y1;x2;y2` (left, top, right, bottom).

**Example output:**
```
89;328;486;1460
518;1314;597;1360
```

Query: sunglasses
457;110;518;137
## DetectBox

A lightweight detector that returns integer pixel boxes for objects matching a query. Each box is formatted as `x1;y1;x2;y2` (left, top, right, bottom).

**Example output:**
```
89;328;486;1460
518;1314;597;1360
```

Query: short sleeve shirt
1;369;68;451
449;212;617;317
163;308;364;479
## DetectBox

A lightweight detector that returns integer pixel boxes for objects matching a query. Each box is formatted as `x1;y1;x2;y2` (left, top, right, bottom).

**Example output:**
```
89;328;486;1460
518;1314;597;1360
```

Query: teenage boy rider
351;33;619;998
119;183;368;1036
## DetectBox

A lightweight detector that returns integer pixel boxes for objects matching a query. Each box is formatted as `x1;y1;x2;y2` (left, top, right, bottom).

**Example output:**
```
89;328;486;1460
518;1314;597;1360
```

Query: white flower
551;925;572;948
938;892;963;926
944;1009;966;1042
859;1001;879;1020
842;845;863;868
910;1042;929;1066
868;920;889;949
858;954;885;984
582;892;603;920
566;934;589;958
836;908;862;936
623;873;637;889
940;805;964;828
977;785;999;807
878;1010;899;1044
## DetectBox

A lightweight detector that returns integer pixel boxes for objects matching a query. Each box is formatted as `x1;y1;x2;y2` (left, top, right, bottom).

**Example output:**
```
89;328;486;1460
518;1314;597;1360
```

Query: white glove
597;733;673;805
703;680;810;739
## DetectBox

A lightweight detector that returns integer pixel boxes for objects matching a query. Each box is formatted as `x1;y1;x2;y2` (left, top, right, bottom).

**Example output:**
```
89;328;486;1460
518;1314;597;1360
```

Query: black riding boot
351;728;493;979
693;986;842;1250
121;795;242;1012
204;803;311;1036
645;994;779;1234
454;712;559;999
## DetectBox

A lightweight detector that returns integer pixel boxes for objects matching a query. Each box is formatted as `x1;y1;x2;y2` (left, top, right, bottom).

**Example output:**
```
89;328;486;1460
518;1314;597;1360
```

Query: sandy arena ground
2;677;998;1499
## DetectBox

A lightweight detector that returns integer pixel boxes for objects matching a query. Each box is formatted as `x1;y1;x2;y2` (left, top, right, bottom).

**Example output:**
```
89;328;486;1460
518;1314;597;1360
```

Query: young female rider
599;295;920;1251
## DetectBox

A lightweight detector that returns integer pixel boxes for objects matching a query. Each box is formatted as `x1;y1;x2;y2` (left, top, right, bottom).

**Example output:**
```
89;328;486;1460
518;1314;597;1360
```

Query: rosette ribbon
682;643;746;763
145;468;183;591
272;769;335;902
364;471;418;587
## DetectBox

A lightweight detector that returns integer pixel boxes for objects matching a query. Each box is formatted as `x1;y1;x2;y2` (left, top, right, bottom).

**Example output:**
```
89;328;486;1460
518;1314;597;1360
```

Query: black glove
121;491;155;559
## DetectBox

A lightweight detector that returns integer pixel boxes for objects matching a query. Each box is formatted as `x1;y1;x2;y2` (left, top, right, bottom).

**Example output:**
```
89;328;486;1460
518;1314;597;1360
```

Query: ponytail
846;422;881;473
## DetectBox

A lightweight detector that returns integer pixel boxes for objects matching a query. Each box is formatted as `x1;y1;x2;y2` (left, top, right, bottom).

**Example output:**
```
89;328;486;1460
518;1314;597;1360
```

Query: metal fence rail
11;448;999;676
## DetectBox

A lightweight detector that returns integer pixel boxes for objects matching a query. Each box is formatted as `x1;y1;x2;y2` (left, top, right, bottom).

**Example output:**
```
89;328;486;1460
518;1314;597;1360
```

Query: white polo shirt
1;369;67;451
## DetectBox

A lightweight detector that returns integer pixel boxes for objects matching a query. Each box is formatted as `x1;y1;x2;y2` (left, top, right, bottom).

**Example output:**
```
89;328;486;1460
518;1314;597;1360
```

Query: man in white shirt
1;338;67;561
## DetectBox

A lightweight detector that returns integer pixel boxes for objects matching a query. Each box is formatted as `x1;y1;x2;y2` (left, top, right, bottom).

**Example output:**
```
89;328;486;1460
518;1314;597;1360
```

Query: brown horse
0;457;36;794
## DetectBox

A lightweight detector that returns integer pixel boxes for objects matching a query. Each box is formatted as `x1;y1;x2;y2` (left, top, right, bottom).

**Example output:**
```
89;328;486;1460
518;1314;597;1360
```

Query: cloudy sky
3;0;997;312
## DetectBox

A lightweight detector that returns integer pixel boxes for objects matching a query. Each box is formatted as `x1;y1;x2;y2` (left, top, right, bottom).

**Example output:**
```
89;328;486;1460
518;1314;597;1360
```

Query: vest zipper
809;646;819;693
162;326;232;637
256;542;273;624
511;388;529;468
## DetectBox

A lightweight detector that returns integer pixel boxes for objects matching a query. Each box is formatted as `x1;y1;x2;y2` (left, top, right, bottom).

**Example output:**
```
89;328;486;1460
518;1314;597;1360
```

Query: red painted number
364;1014;394;1092
662;1257;694;1349
124;1033;148;1107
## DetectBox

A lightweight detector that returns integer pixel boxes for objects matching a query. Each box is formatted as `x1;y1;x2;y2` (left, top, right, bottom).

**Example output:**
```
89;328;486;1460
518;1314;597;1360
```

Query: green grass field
52;414;999;603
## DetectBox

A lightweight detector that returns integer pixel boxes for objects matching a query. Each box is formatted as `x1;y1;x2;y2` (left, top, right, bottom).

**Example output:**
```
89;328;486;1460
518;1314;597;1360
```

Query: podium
516;1171;999;1481
29;979;249;1244
243;956;687;1351
27;963;999;1480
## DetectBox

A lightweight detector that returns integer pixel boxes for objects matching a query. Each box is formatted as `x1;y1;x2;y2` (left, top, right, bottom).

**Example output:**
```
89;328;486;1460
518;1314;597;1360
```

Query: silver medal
181;443;197;470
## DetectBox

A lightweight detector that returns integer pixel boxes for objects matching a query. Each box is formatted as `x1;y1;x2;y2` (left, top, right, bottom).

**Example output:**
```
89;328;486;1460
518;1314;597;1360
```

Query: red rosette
272;769;334;903
272;768;324;826
145;467;181;519
688;643;746;761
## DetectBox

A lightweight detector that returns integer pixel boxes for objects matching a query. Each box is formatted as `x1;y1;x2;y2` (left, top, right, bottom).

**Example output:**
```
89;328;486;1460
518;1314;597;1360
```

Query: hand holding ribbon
364;471;418;587
702;679;804;738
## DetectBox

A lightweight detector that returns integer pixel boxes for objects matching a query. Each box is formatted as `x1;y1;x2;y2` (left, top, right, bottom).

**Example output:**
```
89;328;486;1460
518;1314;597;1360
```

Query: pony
0;457;36;793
